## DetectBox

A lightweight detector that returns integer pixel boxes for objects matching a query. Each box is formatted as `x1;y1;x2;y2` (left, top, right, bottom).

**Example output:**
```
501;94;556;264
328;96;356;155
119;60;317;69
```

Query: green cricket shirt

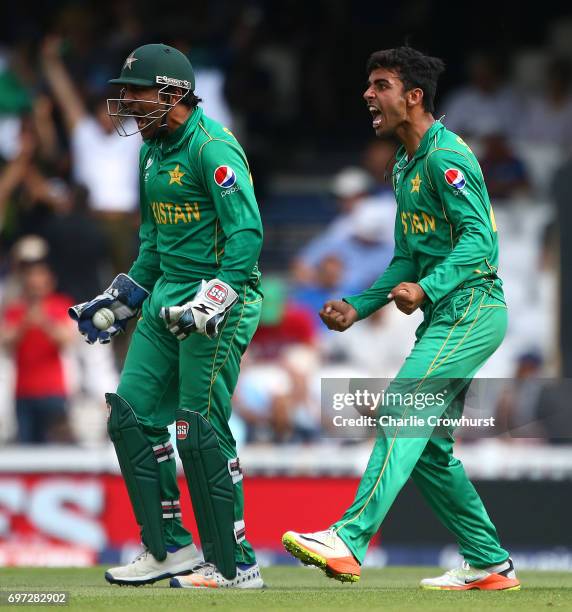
128;106;262;293
345;120;503;320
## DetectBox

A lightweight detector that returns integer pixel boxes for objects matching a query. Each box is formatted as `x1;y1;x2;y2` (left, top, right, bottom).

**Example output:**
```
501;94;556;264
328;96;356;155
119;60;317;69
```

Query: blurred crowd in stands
0;1;570;446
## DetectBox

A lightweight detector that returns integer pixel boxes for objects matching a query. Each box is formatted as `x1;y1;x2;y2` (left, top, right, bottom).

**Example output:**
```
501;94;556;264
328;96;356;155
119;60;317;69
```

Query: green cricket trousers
117;275;263;564
333;284;509;568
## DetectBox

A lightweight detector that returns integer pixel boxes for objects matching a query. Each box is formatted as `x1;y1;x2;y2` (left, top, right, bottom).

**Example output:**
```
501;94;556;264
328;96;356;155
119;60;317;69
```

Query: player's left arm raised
417;149;497;303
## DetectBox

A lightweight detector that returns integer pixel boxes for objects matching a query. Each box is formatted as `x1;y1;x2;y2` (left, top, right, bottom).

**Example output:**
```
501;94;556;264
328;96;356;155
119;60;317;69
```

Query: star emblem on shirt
123;53;138;70
168;165;185;186
410;172;422;193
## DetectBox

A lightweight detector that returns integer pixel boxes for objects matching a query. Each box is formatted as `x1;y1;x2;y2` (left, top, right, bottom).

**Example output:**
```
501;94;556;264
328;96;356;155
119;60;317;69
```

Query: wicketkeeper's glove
160;279;238;340
68;273;150;344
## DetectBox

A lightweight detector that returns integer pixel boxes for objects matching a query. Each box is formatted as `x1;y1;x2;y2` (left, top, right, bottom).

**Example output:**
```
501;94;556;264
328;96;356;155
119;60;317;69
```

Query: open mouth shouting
367;104;383;130
368;105;383;129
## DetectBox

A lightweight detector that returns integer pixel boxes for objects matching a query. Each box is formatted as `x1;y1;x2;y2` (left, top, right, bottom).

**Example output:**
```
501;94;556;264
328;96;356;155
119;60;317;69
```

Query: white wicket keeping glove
160;279;238;340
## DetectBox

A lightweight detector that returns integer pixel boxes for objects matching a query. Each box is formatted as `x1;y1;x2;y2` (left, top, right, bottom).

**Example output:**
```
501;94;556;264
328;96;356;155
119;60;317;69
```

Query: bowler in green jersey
69;44;264;589
282;47;520;591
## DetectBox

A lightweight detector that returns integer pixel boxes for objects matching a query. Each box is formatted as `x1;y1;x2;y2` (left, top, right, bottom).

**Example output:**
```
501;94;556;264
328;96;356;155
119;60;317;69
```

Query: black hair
366;46;445;113
160;87;202;109
179;91;202;109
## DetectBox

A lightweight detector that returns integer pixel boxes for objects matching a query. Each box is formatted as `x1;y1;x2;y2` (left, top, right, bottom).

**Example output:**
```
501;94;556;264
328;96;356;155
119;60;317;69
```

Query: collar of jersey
155;106;204;153
393;120;445;175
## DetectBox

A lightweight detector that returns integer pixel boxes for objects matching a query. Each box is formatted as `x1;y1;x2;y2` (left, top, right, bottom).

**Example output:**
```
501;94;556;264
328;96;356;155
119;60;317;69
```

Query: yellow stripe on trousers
334;288;488;534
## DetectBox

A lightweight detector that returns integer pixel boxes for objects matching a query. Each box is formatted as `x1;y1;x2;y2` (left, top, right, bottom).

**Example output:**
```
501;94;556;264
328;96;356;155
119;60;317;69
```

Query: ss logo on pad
176;420;189;440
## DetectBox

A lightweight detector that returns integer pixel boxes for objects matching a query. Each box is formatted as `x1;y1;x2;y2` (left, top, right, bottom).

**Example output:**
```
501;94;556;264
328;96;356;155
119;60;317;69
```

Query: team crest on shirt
214;165;236;188
444;168;466;190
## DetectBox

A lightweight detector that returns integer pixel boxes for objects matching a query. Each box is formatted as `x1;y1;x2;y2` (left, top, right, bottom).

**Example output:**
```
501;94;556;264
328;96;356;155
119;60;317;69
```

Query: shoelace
130;549;150;564
192;562;216;577
301;530;336;550
318;529;339;548
309;529;336;542
447;561;473;577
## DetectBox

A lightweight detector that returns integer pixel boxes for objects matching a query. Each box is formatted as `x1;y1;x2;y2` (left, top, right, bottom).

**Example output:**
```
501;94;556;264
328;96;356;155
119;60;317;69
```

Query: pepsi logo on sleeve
444;168;466;190
214;165;237;188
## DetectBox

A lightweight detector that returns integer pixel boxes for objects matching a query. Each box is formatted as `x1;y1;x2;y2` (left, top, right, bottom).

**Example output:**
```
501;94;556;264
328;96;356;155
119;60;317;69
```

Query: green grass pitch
1;566;571;611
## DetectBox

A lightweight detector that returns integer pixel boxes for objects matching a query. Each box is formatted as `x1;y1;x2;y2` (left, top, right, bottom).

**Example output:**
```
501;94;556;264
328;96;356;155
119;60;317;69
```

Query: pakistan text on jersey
151;202;201;225
401;211;436;234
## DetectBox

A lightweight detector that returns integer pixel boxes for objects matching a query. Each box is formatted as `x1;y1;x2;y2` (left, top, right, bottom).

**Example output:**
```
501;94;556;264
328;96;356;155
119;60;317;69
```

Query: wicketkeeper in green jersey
69;44;264;589
283;47;520;591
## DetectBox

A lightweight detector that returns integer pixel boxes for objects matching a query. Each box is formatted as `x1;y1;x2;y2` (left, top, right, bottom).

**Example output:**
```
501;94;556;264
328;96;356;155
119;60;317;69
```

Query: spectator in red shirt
250;277;316;360
0;246;75;443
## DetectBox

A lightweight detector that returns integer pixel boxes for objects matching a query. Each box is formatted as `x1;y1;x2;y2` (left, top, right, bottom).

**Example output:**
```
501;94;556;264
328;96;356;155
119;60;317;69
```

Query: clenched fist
319;300;359;332
388;282;426;315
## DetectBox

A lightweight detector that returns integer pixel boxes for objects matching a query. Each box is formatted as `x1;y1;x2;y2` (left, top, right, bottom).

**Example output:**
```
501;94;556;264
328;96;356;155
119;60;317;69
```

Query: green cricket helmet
107;43;196;137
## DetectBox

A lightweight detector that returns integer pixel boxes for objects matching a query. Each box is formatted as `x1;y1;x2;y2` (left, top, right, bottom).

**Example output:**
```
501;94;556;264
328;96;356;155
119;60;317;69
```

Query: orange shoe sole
422;573;521;591
282;532;360;583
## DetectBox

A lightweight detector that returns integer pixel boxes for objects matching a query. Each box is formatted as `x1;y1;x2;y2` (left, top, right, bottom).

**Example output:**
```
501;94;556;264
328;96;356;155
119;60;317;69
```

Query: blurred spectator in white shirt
41;36;140;275
520;57;572;148
442;53;520;139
